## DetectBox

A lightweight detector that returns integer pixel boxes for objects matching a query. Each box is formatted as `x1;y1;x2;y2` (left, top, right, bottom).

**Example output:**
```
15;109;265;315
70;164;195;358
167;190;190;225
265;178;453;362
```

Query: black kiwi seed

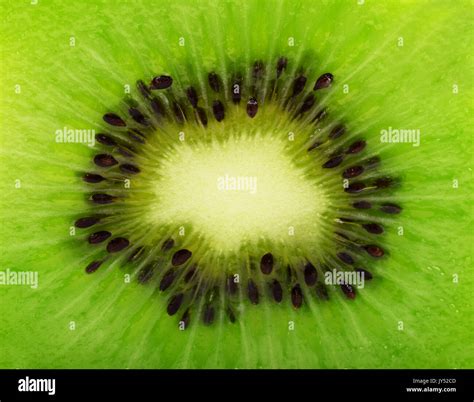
128;246;144;262
159;269;176;291
83;173;105;183
103;113;126;127
127;130;146;144
374;177;393;188
337;252;354;265
180;309;191;329
299;94;316;114
167;293;184;316
364;156;381;168
75;216;100;228
322;155;344;168
227;307;236;323
91;193;116;204
380;203;402;214
304;262;318;286
107;237;130;253
226;275;238;295
212;100;225;121
355;268;373;280
307;141;322;152
343;166;364;179
335;231;351;240
88;231;111;244
85;260;102;274
95;133;117;146
260;252;274;275
247;97;258;118
291;284;303;308
346;140;366;154
161;238;175;251
314;73;334;90
231;77;242;103
203;304;215;325
150;97;166;117
116;147;134;158
271;280;283;302
171;249;192;266
248;279;259;305
339;217;355;223
128;108;148;126
94;154;118;167
208;72;221;92
150;75;173;90
136;80;151;98
292;75;307;97
172;102;186;123
119;164;140;174
345;182;366;193
362;223;384;234
340;283;356;299
329;124;345;139
184;266;196;283
137;265;154;284
353;200;371;209
364;245;385;258
276;57;288;78
195;107;208;126
286;265;294;282
186;86;199;108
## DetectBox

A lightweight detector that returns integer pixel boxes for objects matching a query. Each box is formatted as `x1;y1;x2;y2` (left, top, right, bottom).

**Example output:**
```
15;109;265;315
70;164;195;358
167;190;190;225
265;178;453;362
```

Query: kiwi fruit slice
0;0;472;369
80;56;394;327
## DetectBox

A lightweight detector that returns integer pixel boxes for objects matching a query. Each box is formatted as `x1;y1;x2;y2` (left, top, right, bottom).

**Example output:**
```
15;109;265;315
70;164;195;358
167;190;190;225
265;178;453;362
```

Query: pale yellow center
152;134;327;253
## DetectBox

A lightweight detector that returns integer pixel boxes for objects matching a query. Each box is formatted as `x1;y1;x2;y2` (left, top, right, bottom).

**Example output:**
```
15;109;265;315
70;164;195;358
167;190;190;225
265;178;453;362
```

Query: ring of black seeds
75;56;401;329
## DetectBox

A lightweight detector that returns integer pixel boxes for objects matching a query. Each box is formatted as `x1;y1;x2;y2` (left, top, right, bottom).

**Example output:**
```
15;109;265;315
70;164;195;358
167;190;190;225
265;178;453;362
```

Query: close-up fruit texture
0;0;472;369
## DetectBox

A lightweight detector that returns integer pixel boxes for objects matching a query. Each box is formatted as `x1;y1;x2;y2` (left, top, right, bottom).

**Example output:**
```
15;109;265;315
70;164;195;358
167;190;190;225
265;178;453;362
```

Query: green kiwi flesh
0;0;472;369
79;57;396;329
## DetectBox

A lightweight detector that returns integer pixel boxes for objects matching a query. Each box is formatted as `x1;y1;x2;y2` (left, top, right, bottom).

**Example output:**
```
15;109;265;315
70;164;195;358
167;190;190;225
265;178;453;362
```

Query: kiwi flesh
0;0;472;369
77;56;398;329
